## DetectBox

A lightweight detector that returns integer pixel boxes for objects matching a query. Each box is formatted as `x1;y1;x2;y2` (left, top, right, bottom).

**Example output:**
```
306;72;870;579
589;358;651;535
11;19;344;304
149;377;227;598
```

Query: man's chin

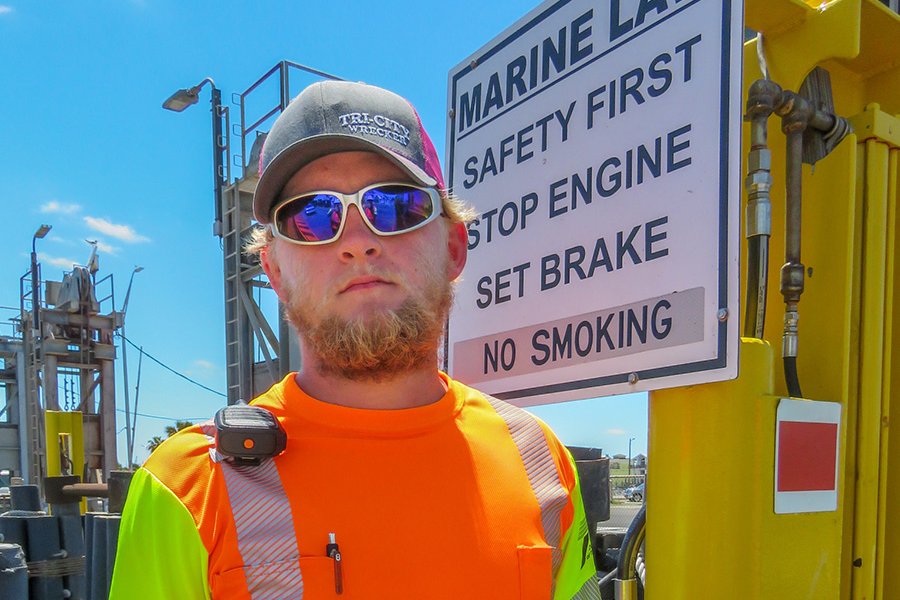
335;304;401;325
316;356;432;383
284;276;453;382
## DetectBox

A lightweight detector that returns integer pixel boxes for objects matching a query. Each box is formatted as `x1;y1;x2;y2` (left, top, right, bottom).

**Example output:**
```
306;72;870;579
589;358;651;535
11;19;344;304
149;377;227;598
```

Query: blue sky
0;0;647;466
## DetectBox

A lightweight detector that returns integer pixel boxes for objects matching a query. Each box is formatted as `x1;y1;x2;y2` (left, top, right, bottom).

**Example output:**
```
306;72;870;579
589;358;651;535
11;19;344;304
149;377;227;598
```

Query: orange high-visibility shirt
110;374;599;599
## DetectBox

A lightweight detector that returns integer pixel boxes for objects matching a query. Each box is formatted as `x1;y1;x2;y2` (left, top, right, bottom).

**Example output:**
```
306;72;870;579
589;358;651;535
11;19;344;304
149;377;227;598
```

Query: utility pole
628;437;636;477
120;266;143;469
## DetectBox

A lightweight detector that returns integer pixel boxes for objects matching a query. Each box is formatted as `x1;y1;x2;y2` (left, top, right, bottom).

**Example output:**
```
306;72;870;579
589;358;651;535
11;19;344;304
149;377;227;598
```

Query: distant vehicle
0;469;10;510
625;482;645;502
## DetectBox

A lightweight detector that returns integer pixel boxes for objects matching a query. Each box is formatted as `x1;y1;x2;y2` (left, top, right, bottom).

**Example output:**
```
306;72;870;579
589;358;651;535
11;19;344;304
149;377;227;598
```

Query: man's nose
336;205;382;261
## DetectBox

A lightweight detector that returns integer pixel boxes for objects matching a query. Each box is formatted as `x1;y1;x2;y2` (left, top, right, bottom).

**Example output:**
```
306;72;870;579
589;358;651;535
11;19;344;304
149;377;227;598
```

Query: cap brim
253;134;438;224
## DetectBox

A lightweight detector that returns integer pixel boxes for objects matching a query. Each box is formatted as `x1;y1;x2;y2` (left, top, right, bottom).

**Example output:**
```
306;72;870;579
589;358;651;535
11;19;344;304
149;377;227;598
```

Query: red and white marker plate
774;398;842;514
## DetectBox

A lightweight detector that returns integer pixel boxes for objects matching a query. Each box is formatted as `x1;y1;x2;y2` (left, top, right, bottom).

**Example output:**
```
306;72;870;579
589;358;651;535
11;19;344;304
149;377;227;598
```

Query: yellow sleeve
552;453;602;600
109;468;212;600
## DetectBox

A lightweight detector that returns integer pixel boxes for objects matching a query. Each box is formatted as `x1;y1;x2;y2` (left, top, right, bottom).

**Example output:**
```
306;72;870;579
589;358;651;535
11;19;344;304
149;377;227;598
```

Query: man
110;80;600;600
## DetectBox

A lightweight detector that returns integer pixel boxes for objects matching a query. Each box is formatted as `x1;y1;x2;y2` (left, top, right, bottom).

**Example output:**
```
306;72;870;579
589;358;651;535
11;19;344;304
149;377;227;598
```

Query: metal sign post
446;0;743;404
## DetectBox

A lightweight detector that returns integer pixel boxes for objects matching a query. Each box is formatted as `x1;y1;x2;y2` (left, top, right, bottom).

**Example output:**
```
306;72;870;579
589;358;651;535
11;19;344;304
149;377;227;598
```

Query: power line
115;407;206;422
117;333;226;398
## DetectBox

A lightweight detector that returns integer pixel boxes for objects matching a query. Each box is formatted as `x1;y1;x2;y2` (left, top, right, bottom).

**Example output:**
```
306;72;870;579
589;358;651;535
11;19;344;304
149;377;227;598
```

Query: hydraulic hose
744;236;770;338
598;568;617;589
773;72;850;398
777;98;810;398
615;504;646;600
743;79;780;339
784;356;803;399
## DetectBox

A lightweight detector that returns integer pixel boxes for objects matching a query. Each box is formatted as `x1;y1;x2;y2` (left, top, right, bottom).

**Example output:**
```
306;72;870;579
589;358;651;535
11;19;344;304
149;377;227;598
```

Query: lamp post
628;437;636;476
163;78;228;237
31;225;52;336
120;266;143;469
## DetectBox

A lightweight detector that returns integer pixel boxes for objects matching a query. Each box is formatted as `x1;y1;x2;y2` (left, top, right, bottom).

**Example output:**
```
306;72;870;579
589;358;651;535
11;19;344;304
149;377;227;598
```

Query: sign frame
445;0;743;404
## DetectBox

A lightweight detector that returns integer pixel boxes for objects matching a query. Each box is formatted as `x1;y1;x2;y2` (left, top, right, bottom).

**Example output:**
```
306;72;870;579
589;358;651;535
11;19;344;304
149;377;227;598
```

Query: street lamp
120;266;143;469
628;437;636;476
122;266;144;314
31;224;52;334
162;86;202;112
33;224;51;250
163;77;227;237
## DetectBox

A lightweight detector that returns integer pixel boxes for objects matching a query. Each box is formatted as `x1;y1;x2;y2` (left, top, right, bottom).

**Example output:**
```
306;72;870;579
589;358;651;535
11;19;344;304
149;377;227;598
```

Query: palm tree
164;420;195;438
146;420;194;454
146;436;164;454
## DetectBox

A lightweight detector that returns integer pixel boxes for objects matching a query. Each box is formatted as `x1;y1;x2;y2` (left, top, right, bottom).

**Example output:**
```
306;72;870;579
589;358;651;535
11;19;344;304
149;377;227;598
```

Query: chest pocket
211;557;340;600
518;545;554;600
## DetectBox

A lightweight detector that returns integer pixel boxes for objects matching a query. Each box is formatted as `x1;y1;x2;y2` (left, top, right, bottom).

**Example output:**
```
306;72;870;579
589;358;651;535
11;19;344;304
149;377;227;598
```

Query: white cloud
95;240;118;255
605;429;627;435
84;217;150;243
41;201;81;214
37;252;78;269
46;234;75;246
185;359;217;378
0;6;13;15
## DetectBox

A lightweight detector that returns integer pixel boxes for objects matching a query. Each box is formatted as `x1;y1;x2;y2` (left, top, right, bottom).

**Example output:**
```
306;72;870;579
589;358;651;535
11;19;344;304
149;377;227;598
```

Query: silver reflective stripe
201;421;303;600
485;397;569;586
201;422;226;464
570;576;602;600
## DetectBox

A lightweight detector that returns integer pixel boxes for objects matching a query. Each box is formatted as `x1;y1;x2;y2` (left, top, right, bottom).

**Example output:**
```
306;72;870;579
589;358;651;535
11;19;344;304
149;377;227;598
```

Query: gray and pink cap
253;80;445;224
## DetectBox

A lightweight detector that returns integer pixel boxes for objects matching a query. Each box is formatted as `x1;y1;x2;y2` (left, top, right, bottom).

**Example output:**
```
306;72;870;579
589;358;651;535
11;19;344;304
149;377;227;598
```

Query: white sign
445;0;743;404
774;399;842;515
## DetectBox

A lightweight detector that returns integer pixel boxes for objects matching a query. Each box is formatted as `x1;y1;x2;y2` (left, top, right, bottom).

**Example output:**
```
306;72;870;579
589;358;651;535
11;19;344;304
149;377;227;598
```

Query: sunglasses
270;182;442;245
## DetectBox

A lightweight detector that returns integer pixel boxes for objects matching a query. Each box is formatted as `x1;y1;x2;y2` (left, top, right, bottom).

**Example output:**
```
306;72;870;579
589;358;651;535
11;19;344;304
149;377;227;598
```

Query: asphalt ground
602;500;643;529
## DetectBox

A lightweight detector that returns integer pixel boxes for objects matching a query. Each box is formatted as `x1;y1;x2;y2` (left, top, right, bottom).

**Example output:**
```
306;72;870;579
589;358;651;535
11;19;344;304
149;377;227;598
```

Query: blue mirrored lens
361;186;434;233
277;194;343;242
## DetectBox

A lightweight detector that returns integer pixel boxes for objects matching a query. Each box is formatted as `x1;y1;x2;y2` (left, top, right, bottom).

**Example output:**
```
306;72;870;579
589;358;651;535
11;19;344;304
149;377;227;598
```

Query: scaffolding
0;259;120;488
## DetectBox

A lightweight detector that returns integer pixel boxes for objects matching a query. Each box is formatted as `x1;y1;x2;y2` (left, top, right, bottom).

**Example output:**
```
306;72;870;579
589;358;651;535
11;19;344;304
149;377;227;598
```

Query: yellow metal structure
45;410;86;512
647;1;900;598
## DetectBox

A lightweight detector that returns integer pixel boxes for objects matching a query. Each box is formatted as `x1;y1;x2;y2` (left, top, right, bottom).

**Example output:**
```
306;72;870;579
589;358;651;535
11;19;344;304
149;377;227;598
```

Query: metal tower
0;257;120;488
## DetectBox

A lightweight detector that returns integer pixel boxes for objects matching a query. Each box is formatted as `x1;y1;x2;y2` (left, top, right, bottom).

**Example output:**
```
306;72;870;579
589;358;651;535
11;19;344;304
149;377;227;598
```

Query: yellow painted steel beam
44;410;86;513
851;105;900;149
745;1;900;118
649;1;900;598
875;148;900;600
647;339;845;599
745;0;860;91
883;147;900;600
848;2;900;117
646;339;770;600
852;138;890;600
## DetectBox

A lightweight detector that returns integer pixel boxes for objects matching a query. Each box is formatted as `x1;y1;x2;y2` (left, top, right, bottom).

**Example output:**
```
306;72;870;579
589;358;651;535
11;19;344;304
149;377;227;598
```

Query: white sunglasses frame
269;182;442;246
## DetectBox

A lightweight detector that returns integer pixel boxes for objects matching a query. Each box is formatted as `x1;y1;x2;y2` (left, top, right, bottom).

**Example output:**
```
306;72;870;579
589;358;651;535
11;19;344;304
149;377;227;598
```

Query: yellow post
648;339;844;599
882;143;899;600
646;1;900;598
44;410;86;512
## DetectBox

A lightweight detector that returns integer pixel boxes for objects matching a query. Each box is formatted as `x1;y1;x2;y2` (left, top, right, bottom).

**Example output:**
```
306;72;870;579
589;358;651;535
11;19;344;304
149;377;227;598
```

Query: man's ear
446;222;468;281
260;244;283;296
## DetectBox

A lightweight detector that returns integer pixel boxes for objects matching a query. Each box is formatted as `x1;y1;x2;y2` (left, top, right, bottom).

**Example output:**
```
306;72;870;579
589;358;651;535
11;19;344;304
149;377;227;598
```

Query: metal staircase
19;270;45;487
222;178;259;405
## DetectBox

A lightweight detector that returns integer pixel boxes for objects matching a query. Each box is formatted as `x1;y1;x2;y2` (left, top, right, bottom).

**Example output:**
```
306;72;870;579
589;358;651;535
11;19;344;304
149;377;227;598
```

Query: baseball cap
253;80;446;224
